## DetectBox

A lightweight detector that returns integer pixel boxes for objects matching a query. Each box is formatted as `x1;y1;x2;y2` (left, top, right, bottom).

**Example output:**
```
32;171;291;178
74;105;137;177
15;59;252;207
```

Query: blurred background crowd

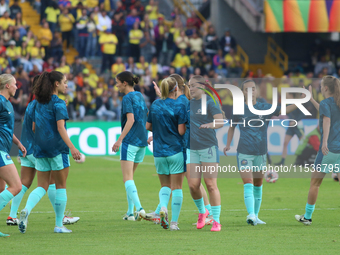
2;0;337;121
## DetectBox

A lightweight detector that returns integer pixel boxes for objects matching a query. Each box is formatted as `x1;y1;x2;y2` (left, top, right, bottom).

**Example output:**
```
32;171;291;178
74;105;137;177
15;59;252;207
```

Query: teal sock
193;197;205;214
55;189;67;227
244;183;255;215
126;192;134;215
254;185;262;217
211;205;221;224
125;180;142;211
9;185;28;218
0;189;14;212
205;204;212;216
47;184;56;213
25;187;46;215
304;203;315;220
155;203;161;215
159;187;171;209
171;189;183;223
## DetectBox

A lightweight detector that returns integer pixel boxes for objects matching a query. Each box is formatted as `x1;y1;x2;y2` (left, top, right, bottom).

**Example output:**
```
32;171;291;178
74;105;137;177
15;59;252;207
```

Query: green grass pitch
1;155;340;254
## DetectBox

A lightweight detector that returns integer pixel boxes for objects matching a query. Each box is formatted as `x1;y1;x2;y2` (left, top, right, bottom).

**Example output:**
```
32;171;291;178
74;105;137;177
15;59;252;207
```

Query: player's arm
13;134;26;157
178;123;186;135
199;113;224;129
224;125;235;156
321;116;330;155
32;122;35;133
57;119;81;160
146;122;152;131
112;113;134;152
308;85;319;111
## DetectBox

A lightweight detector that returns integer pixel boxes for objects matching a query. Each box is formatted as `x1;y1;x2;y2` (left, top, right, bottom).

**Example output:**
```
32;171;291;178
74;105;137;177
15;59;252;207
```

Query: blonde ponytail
170;73;191;100
322;75;340;108
160;77;177;99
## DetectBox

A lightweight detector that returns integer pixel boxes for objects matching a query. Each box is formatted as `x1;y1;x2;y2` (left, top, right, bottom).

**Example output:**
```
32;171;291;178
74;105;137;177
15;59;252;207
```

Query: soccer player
112;71;149;221
18;71;81;234
224;80;299;226
187;75;224;232
0;74;26;237
295;76;340;225
146;77;187;230
6;76;79;226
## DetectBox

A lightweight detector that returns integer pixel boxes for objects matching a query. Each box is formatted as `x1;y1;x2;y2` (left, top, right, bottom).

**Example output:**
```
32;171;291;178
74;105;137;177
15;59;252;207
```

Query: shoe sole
6;222;18;226
18;211;27;234
160;211;169;229
63;220;80;225
247;218;256;226
211;228;221;232
295;215;311;225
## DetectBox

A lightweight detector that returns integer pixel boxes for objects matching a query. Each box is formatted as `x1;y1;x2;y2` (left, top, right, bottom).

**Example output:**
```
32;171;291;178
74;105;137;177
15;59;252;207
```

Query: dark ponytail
33;71;64;104
117;71;139;86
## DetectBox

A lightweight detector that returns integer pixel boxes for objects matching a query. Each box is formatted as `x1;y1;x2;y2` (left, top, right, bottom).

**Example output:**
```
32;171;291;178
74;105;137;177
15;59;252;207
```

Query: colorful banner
265;0;340;32
67;120;318;156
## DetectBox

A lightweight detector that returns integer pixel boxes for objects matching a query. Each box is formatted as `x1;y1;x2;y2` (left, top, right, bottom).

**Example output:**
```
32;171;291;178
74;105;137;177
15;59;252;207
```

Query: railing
267;37;288;72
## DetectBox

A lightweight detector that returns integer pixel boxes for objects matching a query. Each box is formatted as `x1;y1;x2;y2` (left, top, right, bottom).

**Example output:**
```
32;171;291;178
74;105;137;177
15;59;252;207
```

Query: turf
1;155;340;254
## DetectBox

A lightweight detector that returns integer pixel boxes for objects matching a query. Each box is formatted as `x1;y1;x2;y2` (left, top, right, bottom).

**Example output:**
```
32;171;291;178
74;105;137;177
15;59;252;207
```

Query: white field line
103;157;155;166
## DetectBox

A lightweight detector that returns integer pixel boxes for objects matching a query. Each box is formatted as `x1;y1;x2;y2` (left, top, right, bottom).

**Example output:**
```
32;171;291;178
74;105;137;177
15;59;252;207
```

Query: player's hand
71;147;81;160
223;146;230;156
199;123;211;129
322;143;329;156
153;81;161;97
18;143;27;157
308;85;314;99
147;136;153;145
112;139;122;153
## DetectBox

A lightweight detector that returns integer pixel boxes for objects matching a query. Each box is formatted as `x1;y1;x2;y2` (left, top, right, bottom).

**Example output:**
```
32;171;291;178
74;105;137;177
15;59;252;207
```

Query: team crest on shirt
241;159;248;166
6;154;10;160
196;109;202;114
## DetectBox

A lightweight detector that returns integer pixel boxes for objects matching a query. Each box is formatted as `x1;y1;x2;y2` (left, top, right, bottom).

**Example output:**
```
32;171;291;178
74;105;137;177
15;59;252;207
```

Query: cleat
170;222;180;231
197;209;209;229
135;208;146;221
122;213;135;221
18;209;28;234
6;217;19;226
210;221;222;232
295;214;312;225
63;216;80;225
256;217;266;225
0;232;10;237
247;214;257;226
54;226;72;233
160;207;169;229
205;215;214;225
145;211;160;224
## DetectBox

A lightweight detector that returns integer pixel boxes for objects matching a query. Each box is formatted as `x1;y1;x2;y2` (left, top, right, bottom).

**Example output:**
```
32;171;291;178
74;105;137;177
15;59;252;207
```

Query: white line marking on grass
103;157;155;166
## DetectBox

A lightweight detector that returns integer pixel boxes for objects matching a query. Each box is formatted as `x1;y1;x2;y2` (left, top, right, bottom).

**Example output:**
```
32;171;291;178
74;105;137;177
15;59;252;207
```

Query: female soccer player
0;73;26;237
18;71;81;234
6;76;79;226
112;71;149;221
187;75;224;232
295;76;340;225
224;80;298;226
146;77;187;230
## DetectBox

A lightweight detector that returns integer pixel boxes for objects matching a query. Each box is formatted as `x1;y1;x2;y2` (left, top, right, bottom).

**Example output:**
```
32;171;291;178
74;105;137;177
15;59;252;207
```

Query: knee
205;183;218;194
12;184;22;196
188;182;200;192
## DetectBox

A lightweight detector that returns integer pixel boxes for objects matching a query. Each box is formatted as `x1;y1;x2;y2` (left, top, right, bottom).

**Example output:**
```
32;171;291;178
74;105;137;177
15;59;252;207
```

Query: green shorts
155;152;185;175
237;153;266;171
314;151;340;173
0;150;13;167
20;154;36;168
186;146;219;165
120;142;146;163
35;154;70;172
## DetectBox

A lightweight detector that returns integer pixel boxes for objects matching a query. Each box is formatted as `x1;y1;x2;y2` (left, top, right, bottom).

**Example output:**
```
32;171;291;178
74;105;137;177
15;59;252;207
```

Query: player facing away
295;76;340;225
224;80;298;226
18;71;81;234
146;77;187;231
187;75;224;232
147;74;214;225
7;76;79;226
112;71;149;221
0;74;27;237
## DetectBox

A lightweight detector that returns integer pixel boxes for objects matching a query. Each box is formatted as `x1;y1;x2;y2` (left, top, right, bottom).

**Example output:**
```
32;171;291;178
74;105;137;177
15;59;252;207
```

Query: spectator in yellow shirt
39;22;53;48
0;51;9;71
30;40;45;72
111;57;125;78
129;22;143;61
0;11;14;30
99;29;118;73
149;56;162;79
58;8;75;51
224;48;242;78
146;0;158;26
45;1;60;33
172;49;191;72
189;31;203;53
83;68;99;88
136;55;149;75
55;61;71;74
6;40;20;67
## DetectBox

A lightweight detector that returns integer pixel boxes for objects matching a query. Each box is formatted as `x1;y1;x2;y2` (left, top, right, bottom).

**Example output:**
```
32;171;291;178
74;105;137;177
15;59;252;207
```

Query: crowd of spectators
2;0;336;122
